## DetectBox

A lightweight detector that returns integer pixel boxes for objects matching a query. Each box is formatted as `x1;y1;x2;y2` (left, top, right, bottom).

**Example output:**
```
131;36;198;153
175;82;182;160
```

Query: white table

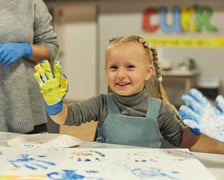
0;132;224;180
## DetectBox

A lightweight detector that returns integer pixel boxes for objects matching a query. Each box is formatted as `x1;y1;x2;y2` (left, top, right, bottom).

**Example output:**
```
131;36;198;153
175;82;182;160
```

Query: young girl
34;35;199;148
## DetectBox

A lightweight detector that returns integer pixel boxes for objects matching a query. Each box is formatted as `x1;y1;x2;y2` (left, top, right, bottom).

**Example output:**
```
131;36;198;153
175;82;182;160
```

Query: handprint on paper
8;154;56;170
47;169;102;180
132;167;178;180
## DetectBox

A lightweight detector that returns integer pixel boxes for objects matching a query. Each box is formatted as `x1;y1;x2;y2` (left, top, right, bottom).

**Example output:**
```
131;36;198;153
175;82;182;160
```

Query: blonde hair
106;35;181;120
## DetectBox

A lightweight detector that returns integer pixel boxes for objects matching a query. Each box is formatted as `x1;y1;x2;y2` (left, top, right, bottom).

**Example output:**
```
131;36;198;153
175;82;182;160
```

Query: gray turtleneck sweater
65;89;185;147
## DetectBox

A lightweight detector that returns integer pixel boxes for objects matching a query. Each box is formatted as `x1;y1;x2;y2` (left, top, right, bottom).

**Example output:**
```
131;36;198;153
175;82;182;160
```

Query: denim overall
96;94;162;147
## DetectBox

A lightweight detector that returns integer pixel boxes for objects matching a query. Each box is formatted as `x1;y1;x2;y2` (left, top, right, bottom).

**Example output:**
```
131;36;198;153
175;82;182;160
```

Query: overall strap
146;98;161;120
107;93;120;113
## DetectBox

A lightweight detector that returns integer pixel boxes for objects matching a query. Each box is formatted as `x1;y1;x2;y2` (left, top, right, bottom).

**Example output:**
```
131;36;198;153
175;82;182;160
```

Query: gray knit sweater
65;89;185;147
0;0;59;133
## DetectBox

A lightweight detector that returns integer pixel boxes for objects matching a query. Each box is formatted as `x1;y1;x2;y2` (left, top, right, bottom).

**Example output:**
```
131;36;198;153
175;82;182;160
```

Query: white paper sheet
0;147;216;180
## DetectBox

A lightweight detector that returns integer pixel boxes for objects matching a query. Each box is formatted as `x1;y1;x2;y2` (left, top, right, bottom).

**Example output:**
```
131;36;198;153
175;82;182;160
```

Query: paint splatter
71;150;106;163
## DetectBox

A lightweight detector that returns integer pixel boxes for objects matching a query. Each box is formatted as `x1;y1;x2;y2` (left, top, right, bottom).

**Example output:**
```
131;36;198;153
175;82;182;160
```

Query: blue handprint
132;167;178;180
47;169;103;180
8;154;56;170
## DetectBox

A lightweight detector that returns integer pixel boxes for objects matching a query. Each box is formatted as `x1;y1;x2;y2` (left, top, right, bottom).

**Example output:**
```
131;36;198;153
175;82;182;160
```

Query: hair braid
150;48;162;82
150;47;182;121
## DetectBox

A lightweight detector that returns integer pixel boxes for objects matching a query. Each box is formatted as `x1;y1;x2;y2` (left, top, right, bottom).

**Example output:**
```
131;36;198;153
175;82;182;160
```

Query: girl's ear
145;65;154;81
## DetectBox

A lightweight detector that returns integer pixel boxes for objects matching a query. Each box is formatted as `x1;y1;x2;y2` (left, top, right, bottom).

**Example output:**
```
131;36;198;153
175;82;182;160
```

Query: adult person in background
0;0;59;133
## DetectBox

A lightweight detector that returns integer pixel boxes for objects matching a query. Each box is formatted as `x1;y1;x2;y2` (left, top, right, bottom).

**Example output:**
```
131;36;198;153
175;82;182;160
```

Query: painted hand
0;42;33;66
179;88;224;143
34;60;68;115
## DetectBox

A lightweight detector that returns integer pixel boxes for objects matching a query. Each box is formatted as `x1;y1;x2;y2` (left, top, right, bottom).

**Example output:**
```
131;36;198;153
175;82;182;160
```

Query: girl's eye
109;65;118;70
127;65;135;69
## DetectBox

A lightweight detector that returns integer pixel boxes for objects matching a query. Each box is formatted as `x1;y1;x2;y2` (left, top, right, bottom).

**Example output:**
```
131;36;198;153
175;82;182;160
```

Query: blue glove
0;42;33;66
179;104;201;136
45;101;64;116
179;88;224;143
179;88;211;135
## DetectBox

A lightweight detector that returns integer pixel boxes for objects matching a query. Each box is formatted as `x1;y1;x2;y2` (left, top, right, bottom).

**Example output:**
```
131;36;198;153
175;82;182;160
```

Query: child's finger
179;105;200;123
189;88;212;108
54;59;62;79
33;71;43;85
40;60;53;80
34;64;47;82
216;95;224;114
59;73;68;87
181;94;203;114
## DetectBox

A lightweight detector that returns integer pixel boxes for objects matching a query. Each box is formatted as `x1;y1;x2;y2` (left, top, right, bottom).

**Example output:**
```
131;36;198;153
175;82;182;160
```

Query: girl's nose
117;69;126;78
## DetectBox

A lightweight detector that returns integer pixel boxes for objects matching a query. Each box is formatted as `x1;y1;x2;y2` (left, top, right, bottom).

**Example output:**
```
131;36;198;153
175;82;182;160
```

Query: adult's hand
0;42;33;66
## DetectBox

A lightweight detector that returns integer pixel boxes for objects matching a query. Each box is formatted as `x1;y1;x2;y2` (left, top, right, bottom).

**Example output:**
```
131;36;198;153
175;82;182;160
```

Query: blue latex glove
44;101;64;116
180;88;213;135
179;88;224;143
34;60;68;115
0;42;33;66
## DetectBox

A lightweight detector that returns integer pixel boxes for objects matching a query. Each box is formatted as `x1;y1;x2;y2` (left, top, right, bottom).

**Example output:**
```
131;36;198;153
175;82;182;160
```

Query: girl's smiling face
105;43;154;96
